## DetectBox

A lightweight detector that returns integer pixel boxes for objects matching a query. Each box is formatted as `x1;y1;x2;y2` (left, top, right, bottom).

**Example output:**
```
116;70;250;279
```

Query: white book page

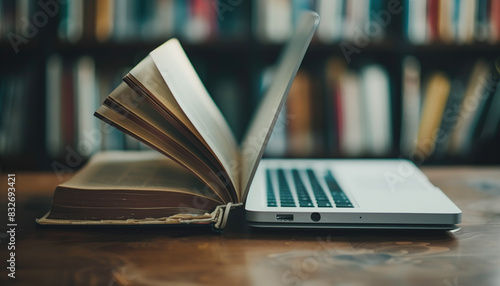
58;151;223;204
149;39;240;198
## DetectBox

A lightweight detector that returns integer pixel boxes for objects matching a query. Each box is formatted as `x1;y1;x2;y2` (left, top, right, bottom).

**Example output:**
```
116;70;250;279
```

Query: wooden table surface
1;167;500;286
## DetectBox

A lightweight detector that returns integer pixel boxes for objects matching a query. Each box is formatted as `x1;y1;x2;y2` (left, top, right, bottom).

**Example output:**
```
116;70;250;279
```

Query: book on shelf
426;0;439;42
417;72;451;158
45;55;63;159
405;0;427;44
38;35;303;229
405;0;500;44
316;0;343;43
184;0;217;43
449;59;500;156
56;0;248;43
448;60;490;155
74;56;99;156
253;0;293;43
478;58;500;142
432;69;467;159
58;0;84;43
95;0;113;42
0;68;41;161
338;69;364;157
322;58;393;157
45;55;153;159
286;70;314;156
437;0;454;43
323;58;343;155
476;0;490;42
492;0;500;42
254;0;387;43
400;56;422;156
360;65;392;156
398;57;500;160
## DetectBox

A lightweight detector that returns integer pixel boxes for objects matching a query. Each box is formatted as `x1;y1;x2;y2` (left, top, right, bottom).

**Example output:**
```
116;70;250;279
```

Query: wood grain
1;167;499;286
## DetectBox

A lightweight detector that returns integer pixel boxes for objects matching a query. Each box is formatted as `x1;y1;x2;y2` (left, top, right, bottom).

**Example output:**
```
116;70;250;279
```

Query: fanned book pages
38;11;320;230
38;39;246;230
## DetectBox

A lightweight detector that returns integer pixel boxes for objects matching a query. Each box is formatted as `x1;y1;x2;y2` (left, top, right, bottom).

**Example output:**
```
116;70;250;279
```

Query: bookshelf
1;0;499;172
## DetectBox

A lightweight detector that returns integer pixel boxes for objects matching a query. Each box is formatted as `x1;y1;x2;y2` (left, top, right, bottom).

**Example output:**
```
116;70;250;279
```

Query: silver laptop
242;11;461;230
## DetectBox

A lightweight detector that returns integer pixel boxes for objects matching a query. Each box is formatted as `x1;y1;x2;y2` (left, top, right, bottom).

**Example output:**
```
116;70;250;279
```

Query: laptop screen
239;11;320;201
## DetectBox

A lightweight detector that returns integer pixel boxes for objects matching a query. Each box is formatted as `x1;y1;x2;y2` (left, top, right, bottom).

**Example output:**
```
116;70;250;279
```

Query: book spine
287;71;314;157
74;57;99;157
339;71;364;156
438;0;455;43
316;0;343;43
400;56;421;156
61;62;75;149
407;0;428;43
427;0;439;42
478;59;500;140
433;76;466;159
457;0;476;44
475;0;489;42
253;0;292;43
491;0;500;42
45;55;63;159
417;72;451;158
95;0;113;42
361;65;392;156
152;0;176;40
449;60;489;155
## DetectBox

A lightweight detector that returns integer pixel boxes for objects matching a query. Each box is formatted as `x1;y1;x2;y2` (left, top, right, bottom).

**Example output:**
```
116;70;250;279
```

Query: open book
38;12;319;229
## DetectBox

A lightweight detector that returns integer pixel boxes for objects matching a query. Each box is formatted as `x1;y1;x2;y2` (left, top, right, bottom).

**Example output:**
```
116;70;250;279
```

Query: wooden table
1;167;500;286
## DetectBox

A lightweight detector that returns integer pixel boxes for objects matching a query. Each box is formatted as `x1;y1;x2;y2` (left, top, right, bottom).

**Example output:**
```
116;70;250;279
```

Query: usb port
276;214;294;221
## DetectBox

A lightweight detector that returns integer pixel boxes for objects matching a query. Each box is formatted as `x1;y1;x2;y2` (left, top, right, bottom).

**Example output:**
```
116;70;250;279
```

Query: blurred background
0;0;499;171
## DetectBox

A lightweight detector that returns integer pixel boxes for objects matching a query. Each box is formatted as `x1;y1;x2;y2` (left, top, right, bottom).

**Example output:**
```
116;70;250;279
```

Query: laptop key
336;204;353;208
299;201;314;207
266;170;277;207
292;169;313;207
277;169;296;207
325;170;354;208
325;171;343;191
316;200;332;207
306;169;333;208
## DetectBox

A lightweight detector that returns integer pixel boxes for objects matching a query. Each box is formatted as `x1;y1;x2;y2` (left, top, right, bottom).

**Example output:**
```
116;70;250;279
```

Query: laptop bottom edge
247;221;460;230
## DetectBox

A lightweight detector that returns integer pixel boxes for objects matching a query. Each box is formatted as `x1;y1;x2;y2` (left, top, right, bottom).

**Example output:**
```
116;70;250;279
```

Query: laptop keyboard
266;169;354;208
292;169;313;207
277;169;296;207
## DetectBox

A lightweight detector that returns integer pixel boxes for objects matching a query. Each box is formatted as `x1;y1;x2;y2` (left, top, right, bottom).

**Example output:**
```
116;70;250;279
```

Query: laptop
242;11;462;230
